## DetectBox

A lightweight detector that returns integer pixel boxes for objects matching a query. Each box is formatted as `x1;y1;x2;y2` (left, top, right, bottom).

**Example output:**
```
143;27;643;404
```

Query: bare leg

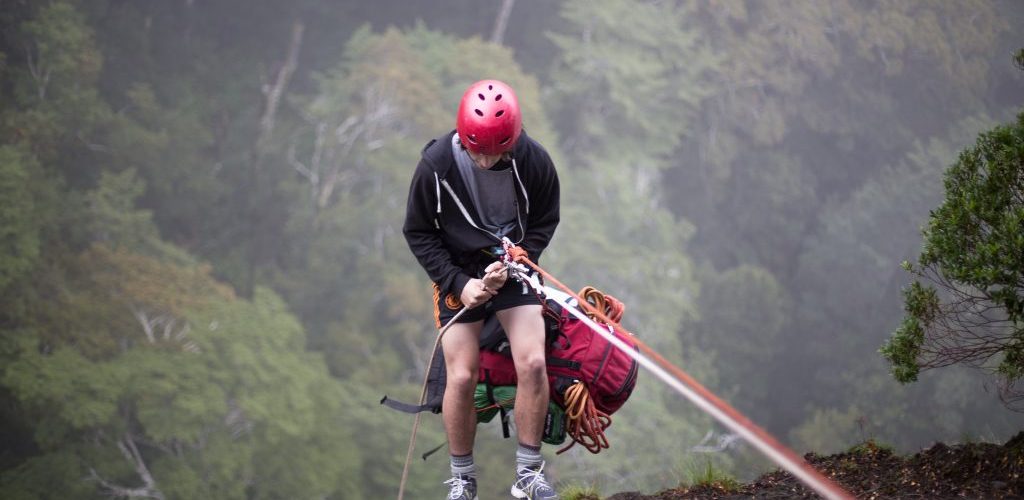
498;305;548;446
441;320;483;456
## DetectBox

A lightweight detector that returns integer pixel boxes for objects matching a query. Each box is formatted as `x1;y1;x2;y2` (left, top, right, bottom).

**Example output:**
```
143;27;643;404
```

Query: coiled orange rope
557;381;611;454
579;286;625;323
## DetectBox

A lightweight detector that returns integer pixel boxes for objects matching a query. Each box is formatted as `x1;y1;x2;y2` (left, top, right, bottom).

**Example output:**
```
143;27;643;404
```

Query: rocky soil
605;432;1024;499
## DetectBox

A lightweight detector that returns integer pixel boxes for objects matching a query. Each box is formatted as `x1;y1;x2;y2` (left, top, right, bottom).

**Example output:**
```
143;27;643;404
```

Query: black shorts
433;271;542;328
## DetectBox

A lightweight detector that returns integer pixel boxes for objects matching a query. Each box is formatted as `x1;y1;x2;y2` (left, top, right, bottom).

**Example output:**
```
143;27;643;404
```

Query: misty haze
0;1;1022;499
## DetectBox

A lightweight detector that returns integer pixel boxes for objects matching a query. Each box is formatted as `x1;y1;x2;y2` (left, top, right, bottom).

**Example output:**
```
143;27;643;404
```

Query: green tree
0;246;359;499
882;111;1024;406
662;0;1019;454
67;168;193;264
0;146;43;291
783;114;1019;450
2;1;109;177
694;265;788;420
666;0;1014;274
547;0;714;164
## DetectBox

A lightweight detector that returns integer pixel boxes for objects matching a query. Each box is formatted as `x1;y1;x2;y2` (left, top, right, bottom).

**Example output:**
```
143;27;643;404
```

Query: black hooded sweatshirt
403;129;560;300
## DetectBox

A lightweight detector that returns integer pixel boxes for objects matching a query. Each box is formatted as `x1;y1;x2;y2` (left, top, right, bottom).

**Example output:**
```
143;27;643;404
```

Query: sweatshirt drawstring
512;158;529;215
434;172;442;214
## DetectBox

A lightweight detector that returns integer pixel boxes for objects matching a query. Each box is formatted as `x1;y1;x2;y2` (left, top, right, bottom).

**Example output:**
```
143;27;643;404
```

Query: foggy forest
1;0;1022;498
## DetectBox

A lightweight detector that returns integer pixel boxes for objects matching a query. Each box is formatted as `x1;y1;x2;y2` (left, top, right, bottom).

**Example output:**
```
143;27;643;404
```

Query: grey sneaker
510;462;558;499
443;474;477;500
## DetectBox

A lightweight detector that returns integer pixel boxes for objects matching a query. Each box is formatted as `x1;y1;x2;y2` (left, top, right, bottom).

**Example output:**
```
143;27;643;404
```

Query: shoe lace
517;462;553;494
444;476;472;499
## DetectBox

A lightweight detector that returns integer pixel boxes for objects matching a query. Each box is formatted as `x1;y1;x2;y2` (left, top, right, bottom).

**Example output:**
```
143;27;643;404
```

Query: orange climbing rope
499;240;854;500
558;381;610;454
579;285;625;323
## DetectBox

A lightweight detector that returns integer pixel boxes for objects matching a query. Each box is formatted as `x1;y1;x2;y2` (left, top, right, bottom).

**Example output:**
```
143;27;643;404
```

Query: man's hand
459;262;507;309
460;278;497;309
481;260;507;290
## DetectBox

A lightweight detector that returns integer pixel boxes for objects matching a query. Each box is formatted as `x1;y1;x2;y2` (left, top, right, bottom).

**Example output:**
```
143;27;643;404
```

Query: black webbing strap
380;395;431;414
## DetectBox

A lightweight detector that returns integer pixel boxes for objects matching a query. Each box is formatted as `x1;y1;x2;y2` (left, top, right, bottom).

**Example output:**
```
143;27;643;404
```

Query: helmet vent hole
474;109;484;117
499;136;511;145
477;93;485;101
468;134;478;144
495;110;505;117
495;94;503;101
488;84;493;90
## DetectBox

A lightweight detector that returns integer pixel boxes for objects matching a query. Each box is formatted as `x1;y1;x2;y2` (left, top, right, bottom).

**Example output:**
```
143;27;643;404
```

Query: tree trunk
490;0;516;45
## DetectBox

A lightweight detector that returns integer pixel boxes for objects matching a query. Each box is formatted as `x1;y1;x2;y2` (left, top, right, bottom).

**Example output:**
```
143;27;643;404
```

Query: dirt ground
604;432;1024;499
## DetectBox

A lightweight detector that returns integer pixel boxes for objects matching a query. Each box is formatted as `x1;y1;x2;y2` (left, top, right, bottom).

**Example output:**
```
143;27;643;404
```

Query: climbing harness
496;238;854;500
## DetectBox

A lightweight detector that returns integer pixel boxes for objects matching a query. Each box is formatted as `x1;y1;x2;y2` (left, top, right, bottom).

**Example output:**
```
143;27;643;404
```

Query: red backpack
479;300;639;415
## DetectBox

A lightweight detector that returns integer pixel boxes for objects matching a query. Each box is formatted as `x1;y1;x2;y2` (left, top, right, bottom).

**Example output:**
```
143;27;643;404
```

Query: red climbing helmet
456;79;522;155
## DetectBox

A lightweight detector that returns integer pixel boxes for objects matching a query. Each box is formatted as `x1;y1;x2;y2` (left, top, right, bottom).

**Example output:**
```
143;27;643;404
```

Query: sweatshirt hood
420;130;457;177
421;128;533;178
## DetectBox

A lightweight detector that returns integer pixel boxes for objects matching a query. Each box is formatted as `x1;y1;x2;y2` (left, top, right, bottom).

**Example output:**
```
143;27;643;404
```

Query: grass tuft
559;483;601;500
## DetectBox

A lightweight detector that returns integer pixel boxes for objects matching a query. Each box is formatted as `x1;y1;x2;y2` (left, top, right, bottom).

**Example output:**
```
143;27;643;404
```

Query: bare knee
515;354;547;385
447;365;478;393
